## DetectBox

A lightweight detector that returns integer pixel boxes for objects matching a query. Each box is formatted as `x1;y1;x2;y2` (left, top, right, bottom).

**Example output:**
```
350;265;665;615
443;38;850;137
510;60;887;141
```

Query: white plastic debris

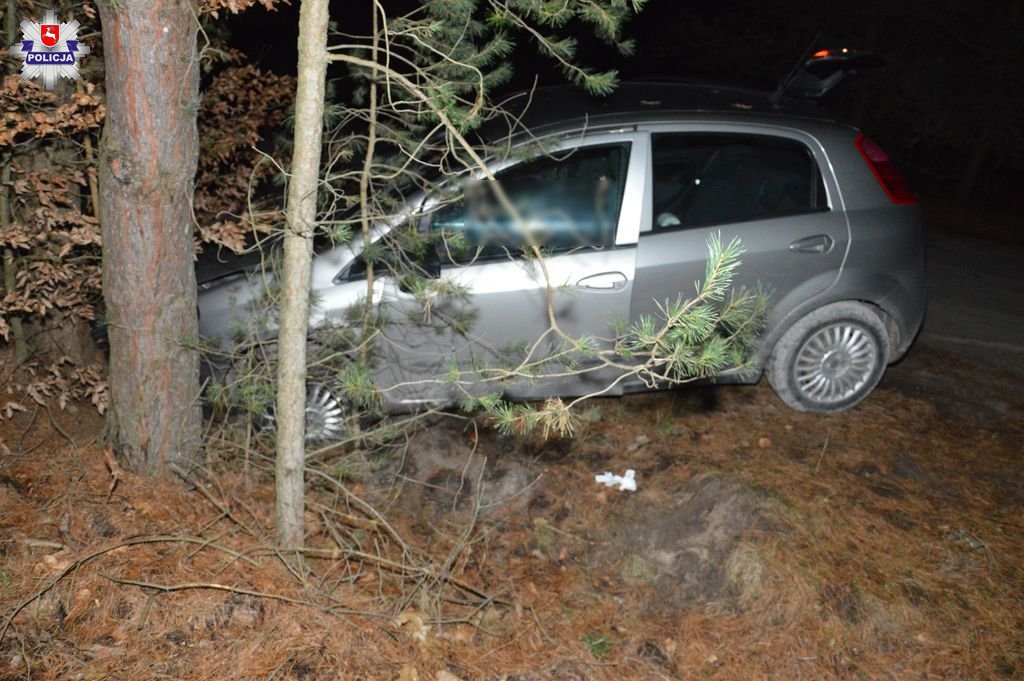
595;468;637;492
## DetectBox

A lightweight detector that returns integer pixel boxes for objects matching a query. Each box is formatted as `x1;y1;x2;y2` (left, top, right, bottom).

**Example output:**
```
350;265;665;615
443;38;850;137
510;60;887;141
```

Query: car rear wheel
767;301;889;412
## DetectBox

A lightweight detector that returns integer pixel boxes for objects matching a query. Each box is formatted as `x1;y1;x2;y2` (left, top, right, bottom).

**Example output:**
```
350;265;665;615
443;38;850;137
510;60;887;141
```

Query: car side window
430;143;631;264
651;133;827;230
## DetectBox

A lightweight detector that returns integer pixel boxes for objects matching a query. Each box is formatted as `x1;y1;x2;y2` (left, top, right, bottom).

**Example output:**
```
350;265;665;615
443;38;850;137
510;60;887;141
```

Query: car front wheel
203;342;352;444
767;301;889;413
261;381;349;443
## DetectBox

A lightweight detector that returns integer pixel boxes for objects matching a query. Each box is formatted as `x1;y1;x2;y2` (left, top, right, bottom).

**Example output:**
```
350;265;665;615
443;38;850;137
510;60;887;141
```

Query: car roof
483;81;839;141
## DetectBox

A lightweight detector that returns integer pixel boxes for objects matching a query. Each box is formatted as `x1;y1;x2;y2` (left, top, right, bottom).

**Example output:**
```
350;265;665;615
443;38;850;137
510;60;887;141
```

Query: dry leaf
438;624;476;643
2;401;28;418
436;672;465;681
41;552;71;573
397;665;419;681
395;610;430;642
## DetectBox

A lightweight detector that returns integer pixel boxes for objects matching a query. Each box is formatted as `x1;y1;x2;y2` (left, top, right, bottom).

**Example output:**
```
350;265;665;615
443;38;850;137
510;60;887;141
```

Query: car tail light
855;133;917;204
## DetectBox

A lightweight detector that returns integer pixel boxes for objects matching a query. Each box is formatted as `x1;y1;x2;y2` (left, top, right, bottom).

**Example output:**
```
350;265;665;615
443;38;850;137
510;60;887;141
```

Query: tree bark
275;0;330;548
96;0;202;475
2;161;29;366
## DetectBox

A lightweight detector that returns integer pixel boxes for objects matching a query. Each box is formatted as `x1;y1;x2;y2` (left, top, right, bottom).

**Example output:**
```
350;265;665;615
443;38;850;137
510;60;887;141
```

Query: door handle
789;234;834;254
576;271;628;290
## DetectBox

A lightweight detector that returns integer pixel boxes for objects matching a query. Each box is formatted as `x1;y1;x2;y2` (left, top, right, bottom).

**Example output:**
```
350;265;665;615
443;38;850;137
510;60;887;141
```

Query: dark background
225;0;1024;205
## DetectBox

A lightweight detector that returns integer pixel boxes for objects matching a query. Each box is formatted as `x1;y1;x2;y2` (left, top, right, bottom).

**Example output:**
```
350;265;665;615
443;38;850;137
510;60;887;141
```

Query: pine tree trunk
275;0;330;548
96;0;202;475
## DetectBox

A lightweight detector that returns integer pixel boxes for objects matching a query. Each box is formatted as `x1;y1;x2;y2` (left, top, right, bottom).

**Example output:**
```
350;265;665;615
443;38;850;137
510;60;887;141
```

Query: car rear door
373;132;648;408
630;125;849;365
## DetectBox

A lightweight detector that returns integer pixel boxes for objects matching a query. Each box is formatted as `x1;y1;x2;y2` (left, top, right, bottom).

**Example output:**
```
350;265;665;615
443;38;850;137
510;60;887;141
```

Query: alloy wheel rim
261;383;347;443
794;323;878;405
304;383;346;442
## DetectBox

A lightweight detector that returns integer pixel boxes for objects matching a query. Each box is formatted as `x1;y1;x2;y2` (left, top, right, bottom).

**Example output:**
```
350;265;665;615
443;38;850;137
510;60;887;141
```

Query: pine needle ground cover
1;342;1021;680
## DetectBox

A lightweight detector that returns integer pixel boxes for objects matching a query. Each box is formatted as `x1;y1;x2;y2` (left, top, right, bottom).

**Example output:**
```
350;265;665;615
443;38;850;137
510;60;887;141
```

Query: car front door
372;132;648;409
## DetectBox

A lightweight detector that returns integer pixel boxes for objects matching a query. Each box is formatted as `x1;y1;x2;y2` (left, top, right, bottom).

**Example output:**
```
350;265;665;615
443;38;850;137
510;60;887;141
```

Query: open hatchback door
777;48;884;100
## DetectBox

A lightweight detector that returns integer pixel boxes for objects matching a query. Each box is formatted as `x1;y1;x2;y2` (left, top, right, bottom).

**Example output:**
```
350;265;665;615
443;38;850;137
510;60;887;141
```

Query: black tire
767;301;889;413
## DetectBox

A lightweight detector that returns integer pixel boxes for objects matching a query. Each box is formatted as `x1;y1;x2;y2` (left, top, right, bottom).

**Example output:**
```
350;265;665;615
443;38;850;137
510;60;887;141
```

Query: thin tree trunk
25;81;98;368
358;7;379;363
1;160;28;366
3;1;28;366
96;0;202;474
275;0;330;548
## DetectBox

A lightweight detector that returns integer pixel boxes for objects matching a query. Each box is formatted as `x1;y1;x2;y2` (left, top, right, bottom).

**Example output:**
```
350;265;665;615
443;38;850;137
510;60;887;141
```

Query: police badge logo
10;10;90;91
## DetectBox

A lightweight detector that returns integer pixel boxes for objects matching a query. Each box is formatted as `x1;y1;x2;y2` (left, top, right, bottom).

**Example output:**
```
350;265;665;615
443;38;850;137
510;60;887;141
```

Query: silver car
198;80;925;431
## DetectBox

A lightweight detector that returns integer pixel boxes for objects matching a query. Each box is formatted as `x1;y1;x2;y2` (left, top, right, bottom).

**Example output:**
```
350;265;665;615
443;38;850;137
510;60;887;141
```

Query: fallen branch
102;445;124;503
99;574;331;611
0;534;259;644
170;464;260;537
99;574;401;622
281;546;508;607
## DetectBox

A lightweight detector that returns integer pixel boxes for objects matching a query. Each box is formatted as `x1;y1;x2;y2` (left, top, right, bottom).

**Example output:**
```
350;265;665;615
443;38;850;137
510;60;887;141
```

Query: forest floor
2;201;1023;680
1;341;1022;681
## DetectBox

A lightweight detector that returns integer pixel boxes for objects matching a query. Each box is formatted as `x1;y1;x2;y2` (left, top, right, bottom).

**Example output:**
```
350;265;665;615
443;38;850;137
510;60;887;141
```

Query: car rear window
651;133;827;231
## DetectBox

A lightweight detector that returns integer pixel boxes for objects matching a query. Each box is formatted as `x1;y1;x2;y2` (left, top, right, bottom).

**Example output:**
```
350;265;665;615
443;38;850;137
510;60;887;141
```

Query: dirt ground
2;332;1022;680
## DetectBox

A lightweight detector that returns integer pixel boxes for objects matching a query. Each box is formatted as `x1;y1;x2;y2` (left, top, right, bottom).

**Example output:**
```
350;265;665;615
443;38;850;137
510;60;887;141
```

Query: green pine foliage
485;235;769;438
